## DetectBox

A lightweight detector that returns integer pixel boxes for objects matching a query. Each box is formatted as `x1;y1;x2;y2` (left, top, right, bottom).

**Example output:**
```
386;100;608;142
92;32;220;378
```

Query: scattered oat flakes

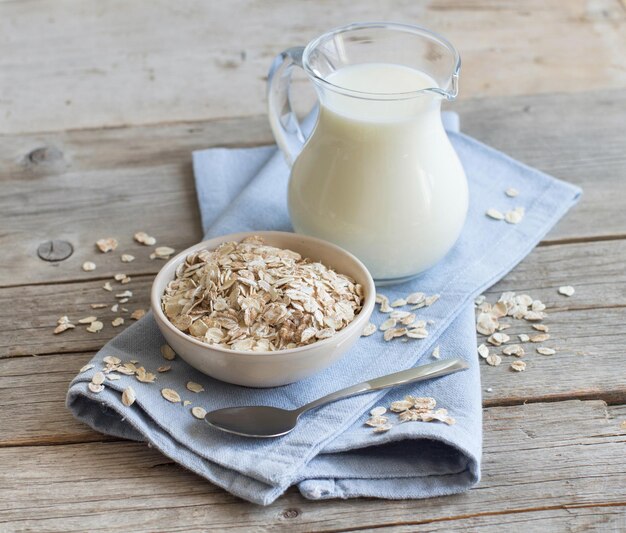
131;309;146;321
532;300;546;312
390;400;412;412
532;324;549;332
486;354;502;366
373;423;393;433
476;312;499;336
432;345;441;359
154;246;176;259
116;290;133;299
119;298;129;304
406;327;428;339
620;420;626;431
121;254;135;263
114;273;126;281
475;294;486;306
82;261;96;272
502;344;525;357
558;285;575;296
54;315;75;334
365;415;389;427
78;316;97;324
96;238;118;253
186;381;205;393
122;386;136;407
135;367;157;383
112;317;124;327
183;400;192;406
391;298;407;307
530;333;550;343
161;388;181;403
486;387;493;393
103;282;113;292
384;327;407;341
108;374;121;381
370;406;387;417
88;382;104;393
505;188;519;198
191;406;207;419
379;318;397;331
504;207;525;224
510;360;526;372
91;371;105;385
537;346;556;356
161;344;176;360
79;363;94;373
486;208;504;220
90;303;107;309
518;333;530;342
406;292;425;305
157;365;171;373
86;320;104;333
134;231;156;246
487;332;510;346
103;355;121;365
524;310;546;321
361;322;376;337
477;344;489;359
399;313;417;326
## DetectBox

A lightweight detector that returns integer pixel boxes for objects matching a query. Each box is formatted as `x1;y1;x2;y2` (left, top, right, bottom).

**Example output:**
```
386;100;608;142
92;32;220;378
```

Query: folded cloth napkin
67;111;580;505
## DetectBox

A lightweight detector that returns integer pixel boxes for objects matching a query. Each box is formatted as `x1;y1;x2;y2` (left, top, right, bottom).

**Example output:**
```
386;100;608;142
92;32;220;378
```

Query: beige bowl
151;231;375;387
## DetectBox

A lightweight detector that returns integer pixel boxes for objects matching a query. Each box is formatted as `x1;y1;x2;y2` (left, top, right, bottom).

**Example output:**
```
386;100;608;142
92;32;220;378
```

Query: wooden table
1;1;625;531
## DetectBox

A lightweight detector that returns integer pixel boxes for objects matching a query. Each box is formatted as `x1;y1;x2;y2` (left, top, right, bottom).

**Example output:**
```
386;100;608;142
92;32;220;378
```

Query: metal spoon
204;358;469;438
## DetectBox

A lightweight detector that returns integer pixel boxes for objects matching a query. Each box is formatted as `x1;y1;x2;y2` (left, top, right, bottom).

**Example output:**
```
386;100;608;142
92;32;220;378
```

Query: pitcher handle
267;46;307;167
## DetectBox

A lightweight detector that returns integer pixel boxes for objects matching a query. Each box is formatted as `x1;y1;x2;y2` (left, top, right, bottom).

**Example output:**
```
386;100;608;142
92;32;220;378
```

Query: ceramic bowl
151;231;375;387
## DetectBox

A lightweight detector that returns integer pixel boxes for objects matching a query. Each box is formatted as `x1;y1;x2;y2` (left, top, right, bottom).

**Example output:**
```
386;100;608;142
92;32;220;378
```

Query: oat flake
82;261;96;272
186;381;205;393
191;406;207;419
122;386;136;407
161;388;181;403
558;285;575;296
510;360;526;372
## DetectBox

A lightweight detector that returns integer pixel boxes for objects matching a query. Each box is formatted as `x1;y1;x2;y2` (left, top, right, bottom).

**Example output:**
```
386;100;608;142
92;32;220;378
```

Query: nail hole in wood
37;240;73;262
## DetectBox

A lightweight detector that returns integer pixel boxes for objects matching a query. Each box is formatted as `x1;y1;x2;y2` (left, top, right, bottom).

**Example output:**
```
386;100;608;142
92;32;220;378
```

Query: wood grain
354;506;626;532
1;0;625;135
2;89;626;287
0;401;623;532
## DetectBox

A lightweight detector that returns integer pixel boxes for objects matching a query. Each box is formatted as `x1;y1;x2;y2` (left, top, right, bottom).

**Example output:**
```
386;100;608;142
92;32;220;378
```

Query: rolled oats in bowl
161;235;363;351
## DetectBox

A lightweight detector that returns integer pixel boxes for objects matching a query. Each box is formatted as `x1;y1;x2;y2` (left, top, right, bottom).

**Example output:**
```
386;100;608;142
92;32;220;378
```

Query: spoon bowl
205;406;300;438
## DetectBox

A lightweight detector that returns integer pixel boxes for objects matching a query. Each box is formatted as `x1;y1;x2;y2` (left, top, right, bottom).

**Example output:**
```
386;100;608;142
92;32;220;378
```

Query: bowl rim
150;231;376;358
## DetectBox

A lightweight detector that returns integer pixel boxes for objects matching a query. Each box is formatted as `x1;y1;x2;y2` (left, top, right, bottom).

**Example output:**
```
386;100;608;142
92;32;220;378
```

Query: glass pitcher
268;22;468;283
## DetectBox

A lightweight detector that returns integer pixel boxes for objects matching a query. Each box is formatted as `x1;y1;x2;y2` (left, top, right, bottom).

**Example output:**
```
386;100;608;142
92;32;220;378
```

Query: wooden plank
0;401;623;532
1;0;625;135
2;89;626;287
354;506;626;532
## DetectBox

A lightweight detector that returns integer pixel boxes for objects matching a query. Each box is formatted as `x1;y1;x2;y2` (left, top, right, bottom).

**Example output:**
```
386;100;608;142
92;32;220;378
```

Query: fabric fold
67;112;580;504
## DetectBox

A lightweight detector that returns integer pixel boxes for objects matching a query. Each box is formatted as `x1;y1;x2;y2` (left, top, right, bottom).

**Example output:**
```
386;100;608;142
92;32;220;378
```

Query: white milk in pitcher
288;62;468;281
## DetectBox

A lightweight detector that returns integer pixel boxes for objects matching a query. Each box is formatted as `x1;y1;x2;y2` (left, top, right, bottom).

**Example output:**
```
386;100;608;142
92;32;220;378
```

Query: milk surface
289;63;468;280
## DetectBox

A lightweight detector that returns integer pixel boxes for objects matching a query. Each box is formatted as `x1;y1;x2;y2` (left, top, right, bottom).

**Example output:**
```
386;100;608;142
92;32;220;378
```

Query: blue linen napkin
67;112;580;505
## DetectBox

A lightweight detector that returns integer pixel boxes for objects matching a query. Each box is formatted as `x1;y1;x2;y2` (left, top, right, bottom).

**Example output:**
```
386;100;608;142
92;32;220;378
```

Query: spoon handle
296;358;469;415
